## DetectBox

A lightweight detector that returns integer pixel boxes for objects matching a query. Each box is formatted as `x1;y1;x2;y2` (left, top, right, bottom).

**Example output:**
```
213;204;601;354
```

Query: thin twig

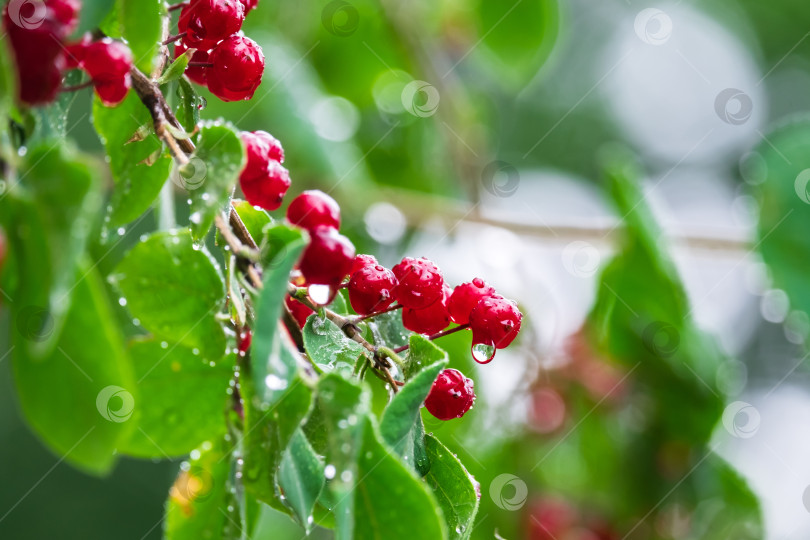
352;303;403;322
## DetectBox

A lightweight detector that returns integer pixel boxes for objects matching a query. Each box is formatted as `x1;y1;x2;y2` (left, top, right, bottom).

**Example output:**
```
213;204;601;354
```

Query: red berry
299;226;355;287
237;329;252;356
2;5;66;104
447;278;496;325
391;257;444;310
285;296;313;328
178;0;244;50
424;368;475;421
239;0;259;14
286;190;341;232
207;35;264;102
526;498;578;540
348;264;397;315
239;161;291;211
64;33;91;69
469;295;522;350
239;130;284;183
48;0;80;34
82;38;133;106
175;42;211;85
402;286;450;335
351;254;378;275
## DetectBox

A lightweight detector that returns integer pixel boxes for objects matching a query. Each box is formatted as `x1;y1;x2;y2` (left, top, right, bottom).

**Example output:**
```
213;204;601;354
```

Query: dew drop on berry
308;283;332;305
471;342;496;364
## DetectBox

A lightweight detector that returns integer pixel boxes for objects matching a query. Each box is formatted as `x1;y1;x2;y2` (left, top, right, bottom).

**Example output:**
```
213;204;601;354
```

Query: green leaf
241;362;313;513
0;20;16;122
176;78;203;133
187;122;245;242
120;0;165;74
9;143;102;354
29;69;83;144
370;310;410;350
122;338;234;458
159;49;195;85
423;435;479;540
403;334;448;379
98;1;122;38
278;429;325;531
231;199;272;245
349;415;447;540
587;152;724;444
249;226;306;405
303;315;366;374
750;117;810;330
473;0;558;88
12;263;135;475
111;230;226;357
380;357;446;456
165;437;232;540
93;93;172;226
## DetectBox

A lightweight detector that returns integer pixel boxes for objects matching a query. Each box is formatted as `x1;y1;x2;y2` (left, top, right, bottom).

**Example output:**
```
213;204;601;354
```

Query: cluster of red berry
66;36;133;106
2;0;82;104
276;190;523;365
173;0;264;101
238;130;289;210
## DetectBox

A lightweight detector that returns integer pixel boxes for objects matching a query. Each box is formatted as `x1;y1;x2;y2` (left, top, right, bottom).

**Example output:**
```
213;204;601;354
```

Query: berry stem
162;32;187;45
392;324;470;354
168;1;188;11
353;303;403;322
60;80;94;92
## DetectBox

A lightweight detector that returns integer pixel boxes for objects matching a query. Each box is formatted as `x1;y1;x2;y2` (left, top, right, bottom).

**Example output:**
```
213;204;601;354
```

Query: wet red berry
299;226;355;287
50;0;80;31
469;294;522;350
351;254;378;275
82;38;133;106
424;368;475;421
237;329;252;356
285;296;314;329
239;160;291;211
64;33;91;69
3;5;66;104
447;278;495;325
402;286;450;335
286;190;341;232
348;264;397;315
178;0;244;50
240;130;284;181
239;0;259;14
175;42;211;85
207;35;264;102
391;257;444;310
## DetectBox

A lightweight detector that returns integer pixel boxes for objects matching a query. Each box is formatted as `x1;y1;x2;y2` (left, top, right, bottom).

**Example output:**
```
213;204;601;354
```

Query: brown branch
133;65;400;392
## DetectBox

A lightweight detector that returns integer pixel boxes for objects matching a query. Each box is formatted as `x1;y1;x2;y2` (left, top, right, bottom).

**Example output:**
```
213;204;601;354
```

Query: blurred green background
5;0;810;538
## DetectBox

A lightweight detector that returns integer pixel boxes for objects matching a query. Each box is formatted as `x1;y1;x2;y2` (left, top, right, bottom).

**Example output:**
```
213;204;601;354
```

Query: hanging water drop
308;284;332;305
471;342;496;364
